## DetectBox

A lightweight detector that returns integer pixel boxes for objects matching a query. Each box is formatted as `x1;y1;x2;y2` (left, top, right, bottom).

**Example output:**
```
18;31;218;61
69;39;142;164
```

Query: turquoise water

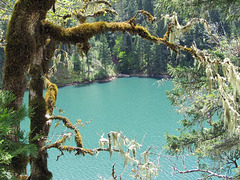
22;77;198;179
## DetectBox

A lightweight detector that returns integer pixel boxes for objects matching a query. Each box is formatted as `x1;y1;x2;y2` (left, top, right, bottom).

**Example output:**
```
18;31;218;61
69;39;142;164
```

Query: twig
56;150;64;161
173;166;234;179
112;162;117;180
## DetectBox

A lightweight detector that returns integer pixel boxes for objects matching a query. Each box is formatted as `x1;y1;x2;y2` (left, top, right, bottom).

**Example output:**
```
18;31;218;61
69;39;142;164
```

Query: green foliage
94;67;109;80
164;34;240;178
99;35;112;71
0;0;15;23
157;0;240;21
208;36;240;65
0;91;36;178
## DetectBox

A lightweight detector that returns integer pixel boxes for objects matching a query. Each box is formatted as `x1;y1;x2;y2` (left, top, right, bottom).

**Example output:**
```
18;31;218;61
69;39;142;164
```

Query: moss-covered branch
129;10;156;25
42;21;159;44
41;19;204;56
40;130;159;179
40;135;94;155
48;116;83;149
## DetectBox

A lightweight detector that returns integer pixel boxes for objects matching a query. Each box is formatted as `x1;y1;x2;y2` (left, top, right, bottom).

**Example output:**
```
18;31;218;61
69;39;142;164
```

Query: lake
22;77;198;179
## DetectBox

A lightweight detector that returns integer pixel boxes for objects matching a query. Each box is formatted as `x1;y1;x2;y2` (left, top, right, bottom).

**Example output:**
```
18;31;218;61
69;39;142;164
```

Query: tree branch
40;140;121;156
41;21;160;44
173;166;234;179
42;20;192;55
47;116;84;150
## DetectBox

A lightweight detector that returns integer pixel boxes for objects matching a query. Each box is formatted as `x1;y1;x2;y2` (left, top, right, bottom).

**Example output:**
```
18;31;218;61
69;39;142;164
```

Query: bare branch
56;150;64;161
112;163;117;180
129;10;156;26
173;166;234;179
83;0;112;10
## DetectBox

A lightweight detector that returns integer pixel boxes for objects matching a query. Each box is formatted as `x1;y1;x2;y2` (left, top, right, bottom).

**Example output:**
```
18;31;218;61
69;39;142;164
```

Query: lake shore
56;73;170;87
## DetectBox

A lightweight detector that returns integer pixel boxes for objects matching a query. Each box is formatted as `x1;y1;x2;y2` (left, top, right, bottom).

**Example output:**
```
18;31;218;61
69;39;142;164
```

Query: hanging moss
44;78;58;115
40;133;94;156
128;17;137;27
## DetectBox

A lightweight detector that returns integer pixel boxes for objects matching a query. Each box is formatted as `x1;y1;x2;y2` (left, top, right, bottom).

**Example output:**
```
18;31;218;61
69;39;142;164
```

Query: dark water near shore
22;77;198;179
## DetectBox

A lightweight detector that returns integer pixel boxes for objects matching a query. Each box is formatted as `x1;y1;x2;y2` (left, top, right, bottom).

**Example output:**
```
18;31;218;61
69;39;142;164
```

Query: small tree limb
173;166;234;179
48;115;84;149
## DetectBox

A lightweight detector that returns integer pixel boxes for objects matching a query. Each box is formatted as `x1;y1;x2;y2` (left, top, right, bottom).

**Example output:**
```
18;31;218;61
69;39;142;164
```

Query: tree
1;0;174;179
0;91;36;179
165;35;240;179
98;35;112;74
159;8;240;180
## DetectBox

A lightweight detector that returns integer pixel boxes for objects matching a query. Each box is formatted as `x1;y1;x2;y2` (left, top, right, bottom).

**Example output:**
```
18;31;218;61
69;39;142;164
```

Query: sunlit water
22;77;199;179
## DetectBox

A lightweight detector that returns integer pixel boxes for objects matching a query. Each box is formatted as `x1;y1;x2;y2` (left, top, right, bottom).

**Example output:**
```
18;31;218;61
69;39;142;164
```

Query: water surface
23;77;197;179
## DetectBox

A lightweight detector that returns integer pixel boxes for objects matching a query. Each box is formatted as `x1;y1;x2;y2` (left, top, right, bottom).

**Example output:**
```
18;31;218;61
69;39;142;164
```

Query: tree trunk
2;1;39;176
29;48;52;180
2;0;55;178
86;55;90;80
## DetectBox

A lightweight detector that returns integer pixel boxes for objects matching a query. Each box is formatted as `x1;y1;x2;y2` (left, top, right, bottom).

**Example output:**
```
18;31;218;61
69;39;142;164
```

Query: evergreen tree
99;35;112;73
0;91;36;178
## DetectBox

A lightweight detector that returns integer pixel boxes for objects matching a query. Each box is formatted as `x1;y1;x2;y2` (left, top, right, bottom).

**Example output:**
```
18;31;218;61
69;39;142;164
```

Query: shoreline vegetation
56;73;171;87
0;74;170;90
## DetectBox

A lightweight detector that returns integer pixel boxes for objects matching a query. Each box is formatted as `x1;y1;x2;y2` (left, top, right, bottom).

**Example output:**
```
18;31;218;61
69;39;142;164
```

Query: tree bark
29;49;52;179
2;0;55;178
2;1;39;176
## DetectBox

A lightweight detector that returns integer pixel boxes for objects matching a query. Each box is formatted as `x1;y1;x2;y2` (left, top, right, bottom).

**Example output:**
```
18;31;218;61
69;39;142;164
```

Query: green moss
75;130;83;148
3;1;35;108
45;79;58;115
29;65;46;141
2;0;56;178
42;21;161;46
29;97;46;140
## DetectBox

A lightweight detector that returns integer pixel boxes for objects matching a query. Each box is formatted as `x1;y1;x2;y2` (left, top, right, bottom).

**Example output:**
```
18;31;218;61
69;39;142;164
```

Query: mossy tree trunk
2;0;55;178
29;58;53;179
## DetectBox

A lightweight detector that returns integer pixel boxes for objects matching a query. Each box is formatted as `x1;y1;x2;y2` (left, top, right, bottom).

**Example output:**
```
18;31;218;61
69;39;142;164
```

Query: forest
0;0;239;179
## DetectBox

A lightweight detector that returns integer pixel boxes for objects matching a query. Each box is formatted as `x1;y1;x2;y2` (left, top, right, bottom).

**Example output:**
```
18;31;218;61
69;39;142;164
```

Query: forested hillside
0;0;237;86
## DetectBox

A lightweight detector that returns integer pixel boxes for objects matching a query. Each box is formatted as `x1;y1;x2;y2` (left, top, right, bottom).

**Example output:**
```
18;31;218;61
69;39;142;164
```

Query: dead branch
112;163;117;180
129;10;156;27
56;150;64;161
83;0;112;11
173;166;234;179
